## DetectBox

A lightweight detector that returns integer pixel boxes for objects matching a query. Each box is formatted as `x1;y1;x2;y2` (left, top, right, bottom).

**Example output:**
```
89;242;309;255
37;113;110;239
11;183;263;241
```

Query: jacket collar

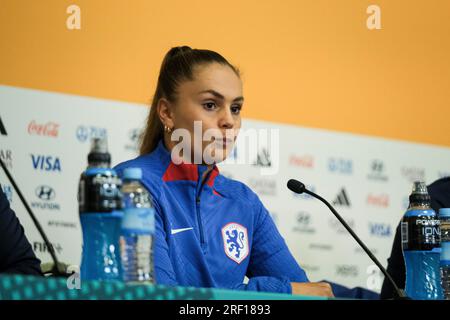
155;140;220;188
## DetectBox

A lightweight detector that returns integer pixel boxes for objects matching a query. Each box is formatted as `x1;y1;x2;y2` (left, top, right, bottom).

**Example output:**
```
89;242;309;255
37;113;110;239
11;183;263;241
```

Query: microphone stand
287;179;410;300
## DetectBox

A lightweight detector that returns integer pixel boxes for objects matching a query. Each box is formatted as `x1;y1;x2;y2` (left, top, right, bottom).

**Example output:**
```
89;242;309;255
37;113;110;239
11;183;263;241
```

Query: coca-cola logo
366;193;389;208
28;120;59;137
289;154;314;168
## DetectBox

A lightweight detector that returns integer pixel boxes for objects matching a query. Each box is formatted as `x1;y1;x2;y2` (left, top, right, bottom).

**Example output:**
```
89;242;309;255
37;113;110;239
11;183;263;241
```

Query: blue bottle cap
122;167;142;180
439;208;450;218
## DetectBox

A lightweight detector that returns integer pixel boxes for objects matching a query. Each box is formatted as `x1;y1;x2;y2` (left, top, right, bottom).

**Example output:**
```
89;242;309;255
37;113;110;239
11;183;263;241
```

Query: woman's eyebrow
198;89;244;102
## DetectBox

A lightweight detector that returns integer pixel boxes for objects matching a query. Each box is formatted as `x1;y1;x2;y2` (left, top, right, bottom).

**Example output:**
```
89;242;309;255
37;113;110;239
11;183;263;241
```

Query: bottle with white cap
440;208;450;299
119;167;155;284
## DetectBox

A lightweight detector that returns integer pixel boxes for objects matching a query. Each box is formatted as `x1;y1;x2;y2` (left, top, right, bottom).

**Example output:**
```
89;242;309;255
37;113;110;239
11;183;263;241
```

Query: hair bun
167;46;192;59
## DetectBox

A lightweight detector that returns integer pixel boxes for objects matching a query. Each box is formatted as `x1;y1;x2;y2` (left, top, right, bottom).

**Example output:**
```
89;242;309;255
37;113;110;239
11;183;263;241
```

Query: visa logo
31;155;62;172
369;223;392;237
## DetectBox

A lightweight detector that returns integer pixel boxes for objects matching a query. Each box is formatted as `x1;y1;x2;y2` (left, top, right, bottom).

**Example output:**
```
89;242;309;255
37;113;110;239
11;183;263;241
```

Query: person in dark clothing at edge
380;177;450;299
0;186;42;275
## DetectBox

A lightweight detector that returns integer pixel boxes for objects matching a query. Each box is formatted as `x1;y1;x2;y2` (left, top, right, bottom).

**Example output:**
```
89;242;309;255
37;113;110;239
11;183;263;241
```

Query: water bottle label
121;208;155;235
402;211;440;251
79;169;122;213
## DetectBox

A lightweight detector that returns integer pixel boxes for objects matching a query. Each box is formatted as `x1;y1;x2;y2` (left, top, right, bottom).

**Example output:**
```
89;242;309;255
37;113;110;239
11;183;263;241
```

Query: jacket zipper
196;168;213;251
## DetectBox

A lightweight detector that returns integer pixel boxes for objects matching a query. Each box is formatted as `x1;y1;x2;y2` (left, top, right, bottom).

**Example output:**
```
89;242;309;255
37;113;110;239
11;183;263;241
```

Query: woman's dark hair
140;46;240;155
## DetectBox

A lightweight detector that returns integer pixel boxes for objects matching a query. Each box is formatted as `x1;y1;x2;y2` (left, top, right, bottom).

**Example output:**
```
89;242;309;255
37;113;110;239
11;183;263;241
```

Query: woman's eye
203;102;216;110
231;105;242;114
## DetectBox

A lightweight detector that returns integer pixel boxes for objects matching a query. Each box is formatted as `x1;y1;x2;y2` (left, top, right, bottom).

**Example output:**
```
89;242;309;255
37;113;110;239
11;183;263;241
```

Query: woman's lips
214;137;234;147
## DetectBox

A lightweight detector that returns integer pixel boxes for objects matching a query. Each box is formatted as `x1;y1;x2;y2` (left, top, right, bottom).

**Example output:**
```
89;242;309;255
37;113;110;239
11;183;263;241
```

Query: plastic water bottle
401;181;443;299
78;138;123;281
440;208;450;299
119;168;155;284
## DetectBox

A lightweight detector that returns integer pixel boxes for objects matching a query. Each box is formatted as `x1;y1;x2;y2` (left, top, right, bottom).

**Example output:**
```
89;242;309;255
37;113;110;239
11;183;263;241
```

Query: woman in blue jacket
115;46;333;297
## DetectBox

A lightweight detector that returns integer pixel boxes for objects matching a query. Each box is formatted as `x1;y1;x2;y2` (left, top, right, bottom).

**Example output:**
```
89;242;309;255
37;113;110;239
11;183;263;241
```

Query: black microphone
0;157;69;277
287;178;410;300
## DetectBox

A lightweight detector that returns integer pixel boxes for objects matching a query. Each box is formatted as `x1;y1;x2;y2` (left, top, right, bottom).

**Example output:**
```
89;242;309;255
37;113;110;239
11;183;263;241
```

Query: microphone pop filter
287;179;306;194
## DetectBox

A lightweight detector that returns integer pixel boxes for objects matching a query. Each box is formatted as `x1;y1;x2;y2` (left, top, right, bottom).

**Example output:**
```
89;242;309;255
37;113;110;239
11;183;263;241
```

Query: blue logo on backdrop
328;158;353;175
76;125;107;143
31;155;61;172
369;223;392;237
2;184;13;203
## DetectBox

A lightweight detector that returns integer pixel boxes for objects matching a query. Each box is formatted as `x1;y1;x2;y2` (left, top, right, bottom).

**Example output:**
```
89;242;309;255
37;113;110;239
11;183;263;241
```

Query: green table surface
0;274;327;300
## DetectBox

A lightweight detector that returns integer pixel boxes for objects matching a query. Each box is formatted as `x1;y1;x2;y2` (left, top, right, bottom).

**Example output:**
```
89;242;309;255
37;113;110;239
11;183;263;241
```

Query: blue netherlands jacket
0;186;42;275
114;140;309;293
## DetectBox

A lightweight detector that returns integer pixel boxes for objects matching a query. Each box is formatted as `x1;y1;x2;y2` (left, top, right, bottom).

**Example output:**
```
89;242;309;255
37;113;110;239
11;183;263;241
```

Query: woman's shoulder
115;153;156;172
216;175;269;225
113;154;166;194
216;173;261;204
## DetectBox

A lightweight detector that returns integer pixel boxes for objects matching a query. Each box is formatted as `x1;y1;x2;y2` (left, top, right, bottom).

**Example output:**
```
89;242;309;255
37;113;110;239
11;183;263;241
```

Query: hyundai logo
35;185;56;201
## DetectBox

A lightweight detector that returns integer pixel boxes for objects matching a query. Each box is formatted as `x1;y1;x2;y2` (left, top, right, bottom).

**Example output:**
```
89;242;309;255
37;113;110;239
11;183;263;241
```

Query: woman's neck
163;136;215;180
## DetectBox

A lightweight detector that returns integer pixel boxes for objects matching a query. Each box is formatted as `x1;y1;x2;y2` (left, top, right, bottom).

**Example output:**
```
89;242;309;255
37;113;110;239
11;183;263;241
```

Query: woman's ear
157;98;175;130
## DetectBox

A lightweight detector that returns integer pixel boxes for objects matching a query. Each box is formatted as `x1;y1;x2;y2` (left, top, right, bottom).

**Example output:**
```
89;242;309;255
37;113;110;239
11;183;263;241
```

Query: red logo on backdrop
367;193;389;208
289;154;314;168
28;121;59;137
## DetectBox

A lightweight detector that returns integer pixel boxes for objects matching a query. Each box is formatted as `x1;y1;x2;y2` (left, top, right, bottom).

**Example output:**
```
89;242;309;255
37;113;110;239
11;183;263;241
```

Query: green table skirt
0;274;325;300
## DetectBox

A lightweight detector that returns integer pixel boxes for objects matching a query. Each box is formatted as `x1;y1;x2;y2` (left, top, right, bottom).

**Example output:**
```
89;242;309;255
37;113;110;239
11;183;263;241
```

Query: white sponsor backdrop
1;85;450;292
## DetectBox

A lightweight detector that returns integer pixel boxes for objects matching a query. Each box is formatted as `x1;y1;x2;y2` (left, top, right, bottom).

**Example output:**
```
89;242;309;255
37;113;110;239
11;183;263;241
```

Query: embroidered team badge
222;222;249;264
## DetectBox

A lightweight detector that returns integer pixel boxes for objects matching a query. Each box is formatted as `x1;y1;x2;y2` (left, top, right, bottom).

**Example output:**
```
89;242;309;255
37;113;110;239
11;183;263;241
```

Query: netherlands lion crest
222;222;249;264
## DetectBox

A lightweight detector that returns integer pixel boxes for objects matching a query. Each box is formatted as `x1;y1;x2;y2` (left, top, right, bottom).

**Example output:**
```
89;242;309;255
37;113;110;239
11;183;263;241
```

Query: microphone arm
287;179;409;300
0;157;66;277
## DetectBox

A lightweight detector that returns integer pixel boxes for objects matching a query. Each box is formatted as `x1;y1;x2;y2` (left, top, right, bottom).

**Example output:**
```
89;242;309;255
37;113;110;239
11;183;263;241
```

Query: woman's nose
218;107;234;129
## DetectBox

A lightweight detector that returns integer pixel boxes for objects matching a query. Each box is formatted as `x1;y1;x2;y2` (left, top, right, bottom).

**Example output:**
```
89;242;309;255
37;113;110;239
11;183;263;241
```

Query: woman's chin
202;149;230;165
